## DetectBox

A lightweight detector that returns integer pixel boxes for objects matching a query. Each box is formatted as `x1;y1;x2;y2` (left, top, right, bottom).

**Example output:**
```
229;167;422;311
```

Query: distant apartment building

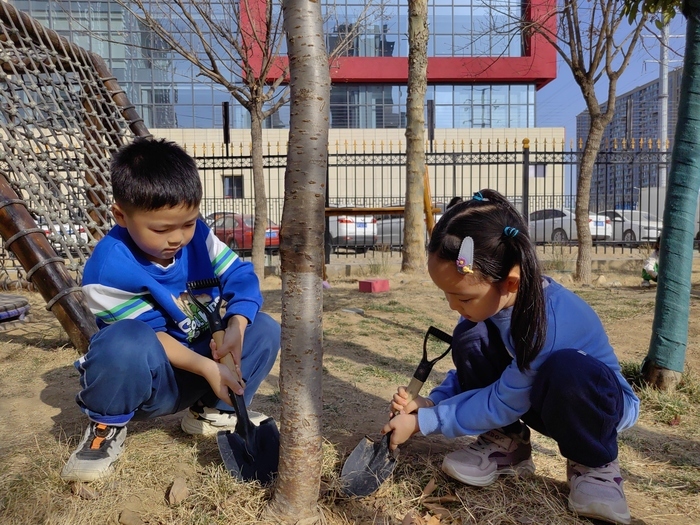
576;67;682;208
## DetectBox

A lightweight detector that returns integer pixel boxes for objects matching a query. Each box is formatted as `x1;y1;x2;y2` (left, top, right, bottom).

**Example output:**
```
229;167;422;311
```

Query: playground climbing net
0;3;147;288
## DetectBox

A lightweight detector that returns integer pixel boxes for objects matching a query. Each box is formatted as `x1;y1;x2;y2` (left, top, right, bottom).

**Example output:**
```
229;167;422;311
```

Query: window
223;175;244;198
529;163;546;178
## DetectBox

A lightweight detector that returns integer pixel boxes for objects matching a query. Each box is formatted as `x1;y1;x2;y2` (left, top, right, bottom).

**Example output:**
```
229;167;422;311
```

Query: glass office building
12;0;555;130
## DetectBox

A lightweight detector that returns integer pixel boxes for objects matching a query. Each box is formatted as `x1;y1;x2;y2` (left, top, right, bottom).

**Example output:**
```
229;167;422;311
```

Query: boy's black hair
428;188;546;371
110;137;202;211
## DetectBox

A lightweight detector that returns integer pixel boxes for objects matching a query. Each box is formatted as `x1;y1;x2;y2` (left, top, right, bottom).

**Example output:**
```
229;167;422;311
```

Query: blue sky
535;17;687;142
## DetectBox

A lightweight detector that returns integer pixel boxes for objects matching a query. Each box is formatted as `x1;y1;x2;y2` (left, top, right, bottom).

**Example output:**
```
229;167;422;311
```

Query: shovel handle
392;376;424;416
213;328;254;436
212;328;245;386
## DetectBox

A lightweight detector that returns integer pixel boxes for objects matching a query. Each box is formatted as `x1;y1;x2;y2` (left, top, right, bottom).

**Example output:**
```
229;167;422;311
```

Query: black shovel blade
216;417;280;485
339;433;397;497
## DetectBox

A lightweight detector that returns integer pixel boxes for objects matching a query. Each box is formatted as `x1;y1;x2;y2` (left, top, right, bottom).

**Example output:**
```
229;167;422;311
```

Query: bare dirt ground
1;257;699;525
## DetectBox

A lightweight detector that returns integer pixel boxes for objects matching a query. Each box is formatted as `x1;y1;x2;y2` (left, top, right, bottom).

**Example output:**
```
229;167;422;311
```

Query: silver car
528;208;612;243
601;209;662;244
327;214;377;252
375;213;443;248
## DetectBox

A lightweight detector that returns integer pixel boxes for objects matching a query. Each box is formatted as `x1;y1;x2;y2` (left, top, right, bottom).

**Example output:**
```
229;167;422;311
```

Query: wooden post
0;175;98;352
423;166;435;235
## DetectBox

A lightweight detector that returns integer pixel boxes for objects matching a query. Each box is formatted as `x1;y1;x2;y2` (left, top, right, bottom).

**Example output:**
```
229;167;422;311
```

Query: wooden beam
325;206;441;217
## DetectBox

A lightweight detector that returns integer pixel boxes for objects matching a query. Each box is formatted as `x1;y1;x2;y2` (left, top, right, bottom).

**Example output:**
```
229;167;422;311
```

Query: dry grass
2;263;700;524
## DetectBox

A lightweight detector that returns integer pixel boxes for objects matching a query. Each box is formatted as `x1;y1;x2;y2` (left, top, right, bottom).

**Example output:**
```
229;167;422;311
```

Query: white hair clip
456;236;474;274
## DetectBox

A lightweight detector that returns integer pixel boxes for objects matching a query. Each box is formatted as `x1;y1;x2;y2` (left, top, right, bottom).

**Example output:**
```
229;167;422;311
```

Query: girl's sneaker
567;459;631;525
180;402;268;435
61;422;126;482
441;426;535;487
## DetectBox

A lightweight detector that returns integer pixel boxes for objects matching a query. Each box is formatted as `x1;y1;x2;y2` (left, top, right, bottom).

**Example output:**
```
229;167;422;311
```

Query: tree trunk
573;117;607;284
402;0;429;273
250;107;268;282
267;0;329;522
643;0;700;389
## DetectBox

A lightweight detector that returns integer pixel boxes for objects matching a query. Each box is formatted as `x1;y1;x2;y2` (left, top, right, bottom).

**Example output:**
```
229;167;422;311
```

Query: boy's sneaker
641;280;651;288
61;422;126;482
441;426;535;487
567;458;631;525
180;402;268;435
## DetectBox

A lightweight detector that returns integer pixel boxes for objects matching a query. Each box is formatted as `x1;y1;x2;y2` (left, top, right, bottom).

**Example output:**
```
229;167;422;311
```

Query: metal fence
195;139;688;259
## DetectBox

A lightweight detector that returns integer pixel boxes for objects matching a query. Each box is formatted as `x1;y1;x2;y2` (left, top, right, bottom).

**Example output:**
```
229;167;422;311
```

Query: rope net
0;3;148;289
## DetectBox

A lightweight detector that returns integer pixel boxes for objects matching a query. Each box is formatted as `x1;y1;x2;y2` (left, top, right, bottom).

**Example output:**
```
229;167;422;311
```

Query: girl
382;189;639;525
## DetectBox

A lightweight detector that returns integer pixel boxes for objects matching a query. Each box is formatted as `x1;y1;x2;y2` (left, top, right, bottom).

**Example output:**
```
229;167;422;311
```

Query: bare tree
527;0;650;283
264;0;329;521
402;0;429;272
116;1;373;281
116;0;286;280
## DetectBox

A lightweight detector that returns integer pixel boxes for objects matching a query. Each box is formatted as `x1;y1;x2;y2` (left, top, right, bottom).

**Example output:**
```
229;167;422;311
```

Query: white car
327;214;377;252
35;216;90;255
601;209;662;244
375;213;443;248
528;208;612;243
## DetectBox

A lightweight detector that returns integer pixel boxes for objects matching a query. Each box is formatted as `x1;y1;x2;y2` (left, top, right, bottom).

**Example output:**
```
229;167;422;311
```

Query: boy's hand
389;387;434;417
210;314;247;381
381;413;419;451
203;359;244;405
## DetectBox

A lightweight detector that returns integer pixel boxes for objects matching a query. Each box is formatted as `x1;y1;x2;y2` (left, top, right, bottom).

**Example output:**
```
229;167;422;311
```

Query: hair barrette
456;236;474;274
472;191;484;201
503;226;519;238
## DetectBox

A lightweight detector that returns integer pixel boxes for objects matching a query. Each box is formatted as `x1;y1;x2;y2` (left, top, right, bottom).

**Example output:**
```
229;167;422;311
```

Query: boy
61;138;280;482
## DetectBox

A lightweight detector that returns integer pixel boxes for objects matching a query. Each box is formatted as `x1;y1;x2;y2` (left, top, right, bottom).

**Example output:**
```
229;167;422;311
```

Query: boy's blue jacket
81;220;262;344
418;278;640;438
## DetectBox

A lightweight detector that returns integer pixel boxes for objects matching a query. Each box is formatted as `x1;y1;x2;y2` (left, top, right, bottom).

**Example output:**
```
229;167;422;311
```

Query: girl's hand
389;387;434;417
210;315;247;381
381;413;420;451
202;359;244;405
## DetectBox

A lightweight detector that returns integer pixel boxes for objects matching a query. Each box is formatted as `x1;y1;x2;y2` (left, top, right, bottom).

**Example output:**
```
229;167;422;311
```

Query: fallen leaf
422;495;460;504
167;477;189;505
401;510;425;525
71;482;98;500
423;502;451;519
421;477;437;498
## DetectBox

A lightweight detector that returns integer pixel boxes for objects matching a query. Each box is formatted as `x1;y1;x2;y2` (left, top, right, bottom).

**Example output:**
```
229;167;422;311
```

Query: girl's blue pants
73;313;280;426
452;319;624;468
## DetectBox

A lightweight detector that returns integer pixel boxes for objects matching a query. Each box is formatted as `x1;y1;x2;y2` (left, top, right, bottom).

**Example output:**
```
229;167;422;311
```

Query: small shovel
339;326;453;497
187;279;280;485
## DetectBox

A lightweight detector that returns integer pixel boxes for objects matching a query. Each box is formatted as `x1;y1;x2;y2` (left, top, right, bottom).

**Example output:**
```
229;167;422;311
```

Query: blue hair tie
503;226;519;238
472;191;484;201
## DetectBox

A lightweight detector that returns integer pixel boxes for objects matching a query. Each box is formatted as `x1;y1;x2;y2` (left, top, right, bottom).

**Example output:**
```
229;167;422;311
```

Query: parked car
375;212;444;249
35;215;89;255
202;212;230;227
209;213;280;253
327;214;377;252
600;209;662;244
528;208;612;243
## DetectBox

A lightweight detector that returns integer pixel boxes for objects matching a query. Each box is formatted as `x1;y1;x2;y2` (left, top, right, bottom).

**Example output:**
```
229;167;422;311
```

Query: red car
208;212;280;253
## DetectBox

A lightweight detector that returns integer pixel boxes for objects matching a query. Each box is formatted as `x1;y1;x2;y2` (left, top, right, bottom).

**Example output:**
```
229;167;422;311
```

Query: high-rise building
576;67;682;204
12;0;557;131
576;67;682;146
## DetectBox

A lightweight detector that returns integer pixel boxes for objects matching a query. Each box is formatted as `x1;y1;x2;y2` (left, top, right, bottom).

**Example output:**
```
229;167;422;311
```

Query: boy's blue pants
452;320;624;468
74;313;280;426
